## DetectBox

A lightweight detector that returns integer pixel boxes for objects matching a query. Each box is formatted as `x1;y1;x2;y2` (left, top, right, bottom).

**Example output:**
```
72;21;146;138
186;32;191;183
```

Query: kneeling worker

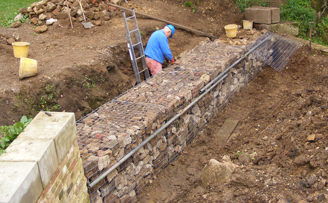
144;25;175;76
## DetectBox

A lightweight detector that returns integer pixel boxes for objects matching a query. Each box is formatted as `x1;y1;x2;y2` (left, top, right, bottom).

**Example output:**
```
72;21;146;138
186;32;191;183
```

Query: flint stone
304;174;318;188
14;13;24;22
94;11;104;20
19;8;29;14
238;154;250;165
56;11;68;19
35;8;45;15
201;159;238;186
100;181;115;197
84;11;94;20
294;154;309;166
39;13;47;20
47;2;56;12
107;169;118;182
231;173;257;188
115;174;127;190
10;21;22;28
307;134;316;142
46;18;57;25
6;37;15;45
94;20;101;26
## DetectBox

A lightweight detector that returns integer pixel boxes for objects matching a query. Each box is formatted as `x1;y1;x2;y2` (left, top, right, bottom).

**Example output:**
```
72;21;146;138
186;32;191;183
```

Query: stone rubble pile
11;0;123;29
77;37;267;202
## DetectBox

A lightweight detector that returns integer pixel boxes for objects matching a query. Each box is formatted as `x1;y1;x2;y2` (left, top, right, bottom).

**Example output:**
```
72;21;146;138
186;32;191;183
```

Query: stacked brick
77;38;266;202
37;141;89;203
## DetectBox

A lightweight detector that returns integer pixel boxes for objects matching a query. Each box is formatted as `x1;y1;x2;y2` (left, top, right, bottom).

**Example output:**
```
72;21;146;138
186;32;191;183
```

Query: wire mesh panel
247;32;303;72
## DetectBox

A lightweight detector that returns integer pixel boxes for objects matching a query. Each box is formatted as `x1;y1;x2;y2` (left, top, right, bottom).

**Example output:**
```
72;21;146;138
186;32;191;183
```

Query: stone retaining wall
77;38;266;202
0;112;89;203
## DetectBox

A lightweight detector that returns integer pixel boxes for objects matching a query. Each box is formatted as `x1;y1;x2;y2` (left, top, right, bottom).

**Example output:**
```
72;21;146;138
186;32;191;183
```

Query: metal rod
106;3;218;39
200;35;271;93
89;73;228;188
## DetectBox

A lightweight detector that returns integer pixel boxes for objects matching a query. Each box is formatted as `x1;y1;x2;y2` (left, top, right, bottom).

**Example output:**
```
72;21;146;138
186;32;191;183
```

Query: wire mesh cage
75;34;292;202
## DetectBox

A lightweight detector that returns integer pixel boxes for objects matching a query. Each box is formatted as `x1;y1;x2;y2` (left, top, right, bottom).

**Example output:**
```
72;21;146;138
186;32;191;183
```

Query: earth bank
1;0;244;125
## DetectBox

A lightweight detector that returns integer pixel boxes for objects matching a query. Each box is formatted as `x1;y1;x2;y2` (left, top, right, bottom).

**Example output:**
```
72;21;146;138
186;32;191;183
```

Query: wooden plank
216;119;239;143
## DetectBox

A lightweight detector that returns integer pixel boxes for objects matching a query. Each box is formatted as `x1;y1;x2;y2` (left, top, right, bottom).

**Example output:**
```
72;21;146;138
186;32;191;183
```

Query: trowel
77;0;94;29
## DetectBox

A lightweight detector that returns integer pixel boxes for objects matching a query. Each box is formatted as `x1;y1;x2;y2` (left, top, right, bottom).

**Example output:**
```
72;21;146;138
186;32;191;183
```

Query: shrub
234;0;270;12
0;115;32;155
280;0;316;38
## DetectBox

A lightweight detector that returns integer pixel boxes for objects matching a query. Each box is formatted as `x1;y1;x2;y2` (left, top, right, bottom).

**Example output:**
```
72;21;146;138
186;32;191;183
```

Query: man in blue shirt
145;25;175;76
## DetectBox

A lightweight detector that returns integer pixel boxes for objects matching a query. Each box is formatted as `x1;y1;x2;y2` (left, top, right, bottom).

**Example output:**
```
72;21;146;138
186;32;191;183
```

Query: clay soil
1;0;328;202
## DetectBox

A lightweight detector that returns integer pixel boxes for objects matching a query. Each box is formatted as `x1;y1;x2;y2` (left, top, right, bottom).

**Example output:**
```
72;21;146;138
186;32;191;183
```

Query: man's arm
159;37;173;61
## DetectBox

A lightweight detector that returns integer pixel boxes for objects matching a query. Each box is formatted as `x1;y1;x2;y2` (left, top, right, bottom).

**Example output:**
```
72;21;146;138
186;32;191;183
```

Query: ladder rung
139;69;148;73
135;55;145;61
133;42;142;48
129;29;138;34
126;15;135;20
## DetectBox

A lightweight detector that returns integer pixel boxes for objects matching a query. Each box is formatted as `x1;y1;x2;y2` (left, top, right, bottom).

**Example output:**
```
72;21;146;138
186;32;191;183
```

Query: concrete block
271;7;280;23
0;138;58;188
0;162;42;203
245;7;272;24
245;7;280;24
19;112;77;163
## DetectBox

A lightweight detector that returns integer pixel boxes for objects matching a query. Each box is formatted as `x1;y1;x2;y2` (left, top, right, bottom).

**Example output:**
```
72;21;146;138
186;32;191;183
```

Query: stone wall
77;38;266;202
0;112;89;203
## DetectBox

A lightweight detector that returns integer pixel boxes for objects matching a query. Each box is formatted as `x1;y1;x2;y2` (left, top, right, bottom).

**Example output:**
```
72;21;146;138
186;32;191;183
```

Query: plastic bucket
12;42;30;58
224;24;237;38
19;57;38;79
243;20;253;30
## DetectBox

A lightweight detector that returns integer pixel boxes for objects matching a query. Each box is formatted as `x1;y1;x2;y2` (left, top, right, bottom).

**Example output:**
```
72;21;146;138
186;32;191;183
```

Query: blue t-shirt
145;30;173;64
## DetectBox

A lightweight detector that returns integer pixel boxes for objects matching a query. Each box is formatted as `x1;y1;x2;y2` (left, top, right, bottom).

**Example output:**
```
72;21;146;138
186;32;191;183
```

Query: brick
41;182;52;198
69;158;78;171
50;169;60;184
58;155;68;171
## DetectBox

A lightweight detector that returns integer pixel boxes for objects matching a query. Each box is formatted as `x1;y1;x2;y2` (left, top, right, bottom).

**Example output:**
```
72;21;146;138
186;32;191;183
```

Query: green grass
0;0;36;27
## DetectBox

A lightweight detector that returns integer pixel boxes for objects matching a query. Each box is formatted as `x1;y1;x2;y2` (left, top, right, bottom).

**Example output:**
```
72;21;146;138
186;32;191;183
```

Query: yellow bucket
243;20;253;30
12;42;30;58
19;57;38;79
224;24;237;38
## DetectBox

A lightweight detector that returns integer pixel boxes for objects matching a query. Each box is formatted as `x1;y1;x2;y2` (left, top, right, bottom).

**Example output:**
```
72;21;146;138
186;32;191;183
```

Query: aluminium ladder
122;8;150;84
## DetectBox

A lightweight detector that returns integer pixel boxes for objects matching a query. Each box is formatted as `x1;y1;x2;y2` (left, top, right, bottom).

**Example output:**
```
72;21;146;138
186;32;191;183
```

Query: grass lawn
0;0;37;27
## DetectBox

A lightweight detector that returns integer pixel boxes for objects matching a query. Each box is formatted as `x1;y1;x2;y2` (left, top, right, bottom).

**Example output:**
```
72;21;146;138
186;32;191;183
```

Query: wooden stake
106;3;218;39
65;0;73;29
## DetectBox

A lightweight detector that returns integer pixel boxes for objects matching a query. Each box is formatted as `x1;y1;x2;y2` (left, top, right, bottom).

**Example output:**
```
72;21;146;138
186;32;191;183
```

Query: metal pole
88;74;228;188
200;35;271;93
309;22;314;51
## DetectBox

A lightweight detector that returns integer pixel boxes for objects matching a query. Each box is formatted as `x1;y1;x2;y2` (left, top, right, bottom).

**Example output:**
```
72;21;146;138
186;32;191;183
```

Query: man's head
163;25;175;38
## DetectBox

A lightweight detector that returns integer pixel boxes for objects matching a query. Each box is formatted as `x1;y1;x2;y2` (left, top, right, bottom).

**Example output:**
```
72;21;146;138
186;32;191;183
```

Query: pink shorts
146;57;162;76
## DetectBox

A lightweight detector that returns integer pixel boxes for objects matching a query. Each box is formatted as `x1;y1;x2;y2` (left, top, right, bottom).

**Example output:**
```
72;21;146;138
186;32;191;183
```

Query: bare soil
137;47;328;203
1;0;328;202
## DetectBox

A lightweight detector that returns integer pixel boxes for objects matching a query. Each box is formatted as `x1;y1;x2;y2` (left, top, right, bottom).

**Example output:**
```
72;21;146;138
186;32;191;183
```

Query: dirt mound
0;0;243;125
